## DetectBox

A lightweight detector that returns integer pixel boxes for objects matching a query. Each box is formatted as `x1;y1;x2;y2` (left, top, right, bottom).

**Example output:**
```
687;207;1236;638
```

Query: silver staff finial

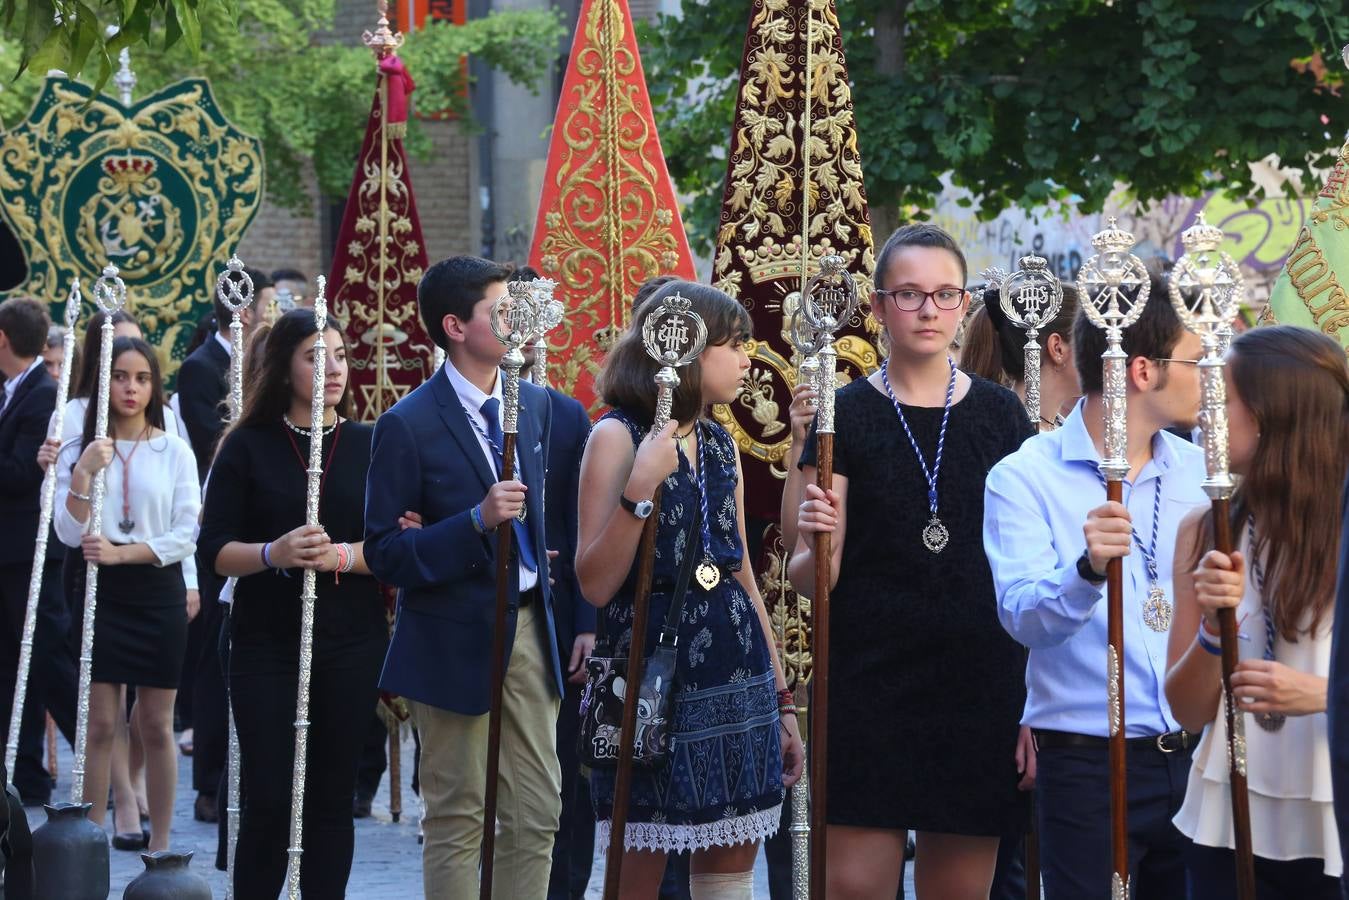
640;291;709;433
1000;255;1065;426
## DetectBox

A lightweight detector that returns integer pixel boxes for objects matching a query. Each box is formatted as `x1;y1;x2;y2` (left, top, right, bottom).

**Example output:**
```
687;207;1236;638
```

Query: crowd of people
0;224;1346;899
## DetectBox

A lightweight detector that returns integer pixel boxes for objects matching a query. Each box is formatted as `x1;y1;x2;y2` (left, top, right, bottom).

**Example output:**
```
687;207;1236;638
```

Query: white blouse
50;399;197;589
1173;529;1339;876
53;432;200;586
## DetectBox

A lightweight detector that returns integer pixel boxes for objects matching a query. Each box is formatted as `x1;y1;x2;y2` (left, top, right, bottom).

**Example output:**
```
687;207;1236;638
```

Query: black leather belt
517;586;540;609
1033;728;1197;754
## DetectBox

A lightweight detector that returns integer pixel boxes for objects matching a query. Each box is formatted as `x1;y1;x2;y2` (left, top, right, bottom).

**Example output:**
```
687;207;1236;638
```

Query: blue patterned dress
590;409;784;853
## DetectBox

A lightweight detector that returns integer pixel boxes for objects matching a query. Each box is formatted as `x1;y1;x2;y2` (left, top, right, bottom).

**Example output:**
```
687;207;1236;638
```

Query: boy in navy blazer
364;256;565;899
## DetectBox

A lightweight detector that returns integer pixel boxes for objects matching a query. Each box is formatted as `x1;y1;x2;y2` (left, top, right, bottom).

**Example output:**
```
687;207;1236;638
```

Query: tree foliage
639;0;1349;253
0;0;565;211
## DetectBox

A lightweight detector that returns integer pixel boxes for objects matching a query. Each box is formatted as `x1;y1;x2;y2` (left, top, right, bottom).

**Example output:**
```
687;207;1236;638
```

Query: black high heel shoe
111;828;149;851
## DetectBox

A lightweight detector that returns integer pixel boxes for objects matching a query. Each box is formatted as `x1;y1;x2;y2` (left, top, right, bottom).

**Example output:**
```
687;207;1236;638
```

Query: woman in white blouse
53;336;200;853
1165;326;1348;897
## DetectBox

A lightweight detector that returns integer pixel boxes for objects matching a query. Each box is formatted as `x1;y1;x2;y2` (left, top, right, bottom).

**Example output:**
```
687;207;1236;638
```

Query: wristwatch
1076;550;1107;585
619;493;654;520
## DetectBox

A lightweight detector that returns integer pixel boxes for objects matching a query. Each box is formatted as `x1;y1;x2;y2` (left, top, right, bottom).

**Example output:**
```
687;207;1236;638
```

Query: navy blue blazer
542;387;595;661
0;365;59;567
364;366;564;715
1328;478;1349;891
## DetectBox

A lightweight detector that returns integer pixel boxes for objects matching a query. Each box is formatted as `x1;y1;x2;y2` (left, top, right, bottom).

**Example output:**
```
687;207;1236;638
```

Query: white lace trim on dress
597;804;782;855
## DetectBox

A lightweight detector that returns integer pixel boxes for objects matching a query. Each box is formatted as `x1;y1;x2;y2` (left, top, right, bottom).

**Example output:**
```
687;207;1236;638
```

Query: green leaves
640;0;1349;254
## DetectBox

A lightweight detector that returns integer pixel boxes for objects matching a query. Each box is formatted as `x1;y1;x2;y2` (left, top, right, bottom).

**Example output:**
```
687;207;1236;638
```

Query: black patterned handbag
577;510;700;769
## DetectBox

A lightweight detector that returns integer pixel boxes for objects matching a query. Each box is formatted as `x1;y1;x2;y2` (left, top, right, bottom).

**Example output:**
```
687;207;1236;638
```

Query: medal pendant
921;516;949;554
1255;711;1287;733
695;561;721;591
1142;586;1173;633
516;506;526;523
119;519;134;533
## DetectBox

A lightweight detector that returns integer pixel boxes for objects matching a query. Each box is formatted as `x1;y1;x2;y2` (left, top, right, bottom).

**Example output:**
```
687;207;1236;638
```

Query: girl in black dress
197;309;387;898
54;336;200;852
790;224;1034;899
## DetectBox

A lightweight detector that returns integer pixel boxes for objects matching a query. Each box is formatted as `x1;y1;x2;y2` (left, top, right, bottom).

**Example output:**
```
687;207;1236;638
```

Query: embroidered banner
0;77;263;382
1263;135;1349;350
528;0;697;409
709;0;881;692
327;53;434;420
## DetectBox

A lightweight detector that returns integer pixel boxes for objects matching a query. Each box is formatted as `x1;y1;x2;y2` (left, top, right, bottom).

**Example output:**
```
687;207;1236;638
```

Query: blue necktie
479;397;538;573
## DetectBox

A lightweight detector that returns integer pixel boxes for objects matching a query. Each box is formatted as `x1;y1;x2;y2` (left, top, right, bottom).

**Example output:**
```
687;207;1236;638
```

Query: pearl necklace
282;414;339;437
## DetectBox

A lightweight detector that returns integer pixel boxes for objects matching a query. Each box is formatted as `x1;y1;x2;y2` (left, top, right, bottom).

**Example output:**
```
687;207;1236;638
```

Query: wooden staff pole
1167;215;1255;898
603;292;706;899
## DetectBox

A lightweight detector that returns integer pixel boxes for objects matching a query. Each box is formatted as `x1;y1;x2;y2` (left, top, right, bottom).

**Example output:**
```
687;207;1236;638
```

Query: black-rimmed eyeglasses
874;287;967;311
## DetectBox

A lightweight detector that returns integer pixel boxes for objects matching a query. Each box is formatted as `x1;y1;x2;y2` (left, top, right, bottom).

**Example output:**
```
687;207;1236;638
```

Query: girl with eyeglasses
790;223;1035;899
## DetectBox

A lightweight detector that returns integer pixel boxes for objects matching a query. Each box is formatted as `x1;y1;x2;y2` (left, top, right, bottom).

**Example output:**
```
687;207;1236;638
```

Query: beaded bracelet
779;705;798;717
471;504;488;535
261;542;274;569
334;543;349;583
340;542;355;573
68;486;92;503
776;687;794;707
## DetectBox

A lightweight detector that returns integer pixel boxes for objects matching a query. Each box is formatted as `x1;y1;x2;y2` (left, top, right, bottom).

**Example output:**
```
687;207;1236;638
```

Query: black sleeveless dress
800;374;1034;835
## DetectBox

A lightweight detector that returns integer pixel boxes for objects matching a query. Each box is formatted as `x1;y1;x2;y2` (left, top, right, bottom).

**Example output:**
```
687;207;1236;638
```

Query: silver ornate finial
362;0;405;58
215;256;257;421
800;256;858;436
105;25;136;106
979;266;1009;291
1090;216;1137;254
1000;254;1065;426
525;278;565;386
64;278;82;329
93;264;127;314
640;291;709;433
1179;212;1226;255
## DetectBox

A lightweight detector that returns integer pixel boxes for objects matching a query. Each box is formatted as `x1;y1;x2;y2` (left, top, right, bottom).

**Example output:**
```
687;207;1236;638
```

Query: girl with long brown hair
1165;325;1349;897
197;309;386;897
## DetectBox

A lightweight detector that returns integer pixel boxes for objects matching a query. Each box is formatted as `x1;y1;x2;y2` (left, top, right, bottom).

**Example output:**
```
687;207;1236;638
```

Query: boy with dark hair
0;297;77;801
365;255;564;899
984;271;1209;899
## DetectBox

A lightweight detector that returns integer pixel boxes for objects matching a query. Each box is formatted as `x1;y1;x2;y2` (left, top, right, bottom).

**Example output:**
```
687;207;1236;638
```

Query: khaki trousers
409;604;562;900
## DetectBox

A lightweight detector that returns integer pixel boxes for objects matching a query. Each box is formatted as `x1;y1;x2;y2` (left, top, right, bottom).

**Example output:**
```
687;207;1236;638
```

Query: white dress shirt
1;358;43;414
983;400;1209;738
442;359;538;591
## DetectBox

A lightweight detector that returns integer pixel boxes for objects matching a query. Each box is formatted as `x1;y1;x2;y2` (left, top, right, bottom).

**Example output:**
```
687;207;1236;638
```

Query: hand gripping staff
1076;220;1152;900
603;291;707;898
480;277;563;900
1167;213;1256;900
71;265;127;802
7;279;81;785
285;277;329;899
797;254;858;899
215;256;256;900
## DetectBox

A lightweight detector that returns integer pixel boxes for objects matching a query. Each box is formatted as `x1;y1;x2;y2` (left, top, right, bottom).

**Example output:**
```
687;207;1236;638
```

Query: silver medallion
1142;586;1172;633
1254;711;1286;733
695;561;721;591
516;505;527;524
922;516;949;554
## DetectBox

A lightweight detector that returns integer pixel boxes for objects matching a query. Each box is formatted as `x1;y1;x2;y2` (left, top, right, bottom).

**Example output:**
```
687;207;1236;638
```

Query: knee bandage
689;870;754;900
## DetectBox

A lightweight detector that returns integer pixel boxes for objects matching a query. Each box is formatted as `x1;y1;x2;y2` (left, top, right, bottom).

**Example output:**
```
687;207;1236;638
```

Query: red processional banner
528;0;697;411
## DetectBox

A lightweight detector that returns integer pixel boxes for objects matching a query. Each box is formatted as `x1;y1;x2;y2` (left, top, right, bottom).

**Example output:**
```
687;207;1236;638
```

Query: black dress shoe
112;829;149;851
194;792;219;823
353;792;373;819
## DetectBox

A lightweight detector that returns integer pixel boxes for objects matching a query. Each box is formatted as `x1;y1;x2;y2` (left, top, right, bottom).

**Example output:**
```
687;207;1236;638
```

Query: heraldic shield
0;77;264;381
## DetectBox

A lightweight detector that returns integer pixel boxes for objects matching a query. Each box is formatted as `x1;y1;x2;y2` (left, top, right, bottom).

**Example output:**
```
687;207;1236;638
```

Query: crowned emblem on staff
999;254;1065;426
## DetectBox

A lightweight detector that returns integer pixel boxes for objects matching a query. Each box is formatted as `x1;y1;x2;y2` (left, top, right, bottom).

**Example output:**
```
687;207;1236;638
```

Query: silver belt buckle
1156;732;1178;753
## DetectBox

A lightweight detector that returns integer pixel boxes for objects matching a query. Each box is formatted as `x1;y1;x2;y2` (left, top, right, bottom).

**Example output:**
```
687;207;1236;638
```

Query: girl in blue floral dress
577;280;803;897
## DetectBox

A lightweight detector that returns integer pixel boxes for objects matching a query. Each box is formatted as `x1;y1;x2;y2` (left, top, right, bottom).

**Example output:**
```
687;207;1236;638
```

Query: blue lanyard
880;356;956;518
1095;469;1162;588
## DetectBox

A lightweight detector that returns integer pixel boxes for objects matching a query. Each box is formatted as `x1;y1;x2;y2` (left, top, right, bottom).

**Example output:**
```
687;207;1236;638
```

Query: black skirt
83;558;188;689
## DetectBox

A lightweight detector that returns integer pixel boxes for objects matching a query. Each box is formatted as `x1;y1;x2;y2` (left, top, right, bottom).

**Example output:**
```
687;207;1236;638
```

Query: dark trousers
1187;842;1340;900
0;558;77;801
355;712;387;801
229;630;385;899
1036;742;1192;900
191;573;227;795
548;681;595;900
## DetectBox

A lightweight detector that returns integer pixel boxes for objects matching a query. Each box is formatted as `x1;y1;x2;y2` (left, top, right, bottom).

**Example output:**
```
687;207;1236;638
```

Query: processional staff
285;276;329;900
7;280;81;784
999;255;1066;427
1167;213;1257;900
71;265;128;802
215;257;257;900
480;278;563;900
1076;219;1151;900
784;302;822;900
603;292;707;899
798;255;858;899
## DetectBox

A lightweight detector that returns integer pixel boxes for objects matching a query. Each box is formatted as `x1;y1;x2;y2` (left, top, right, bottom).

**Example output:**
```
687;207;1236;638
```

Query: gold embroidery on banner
533;0;688;402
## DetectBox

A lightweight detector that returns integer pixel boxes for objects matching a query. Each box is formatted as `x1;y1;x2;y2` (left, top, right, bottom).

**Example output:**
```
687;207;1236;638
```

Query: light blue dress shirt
983;400;1209;738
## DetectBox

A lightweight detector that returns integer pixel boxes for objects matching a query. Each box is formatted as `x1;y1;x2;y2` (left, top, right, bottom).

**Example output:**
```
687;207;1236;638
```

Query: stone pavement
24;730;924;897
